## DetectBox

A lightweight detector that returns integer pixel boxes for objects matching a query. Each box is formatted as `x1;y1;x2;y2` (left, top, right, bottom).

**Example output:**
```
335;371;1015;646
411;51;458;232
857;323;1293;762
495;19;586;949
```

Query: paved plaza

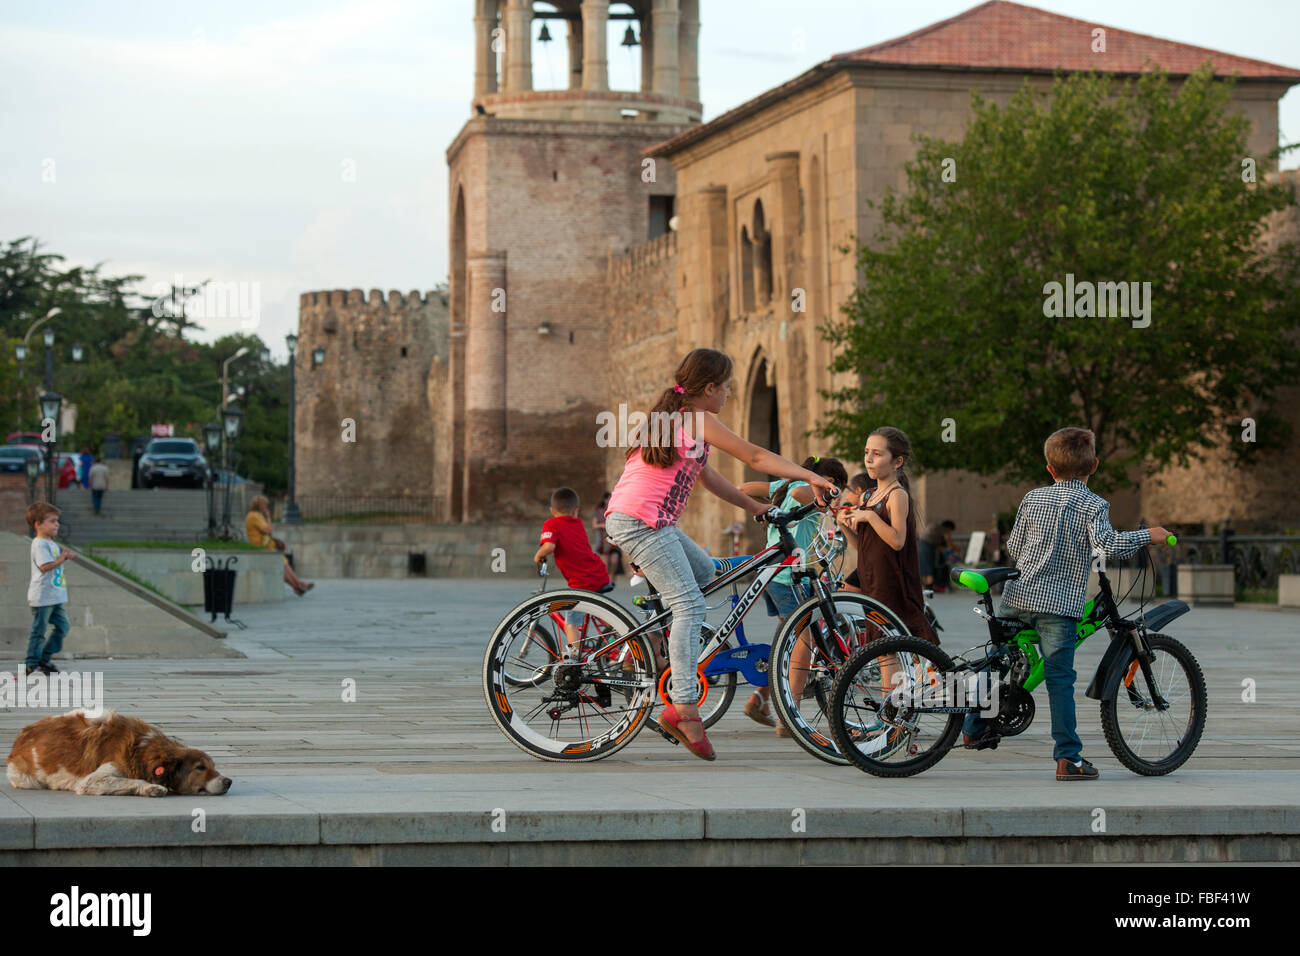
2;578;1297;864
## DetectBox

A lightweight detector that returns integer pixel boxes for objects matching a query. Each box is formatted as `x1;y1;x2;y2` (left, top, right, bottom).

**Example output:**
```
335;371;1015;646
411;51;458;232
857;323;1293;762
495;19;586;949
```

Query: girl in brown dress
847;427;938;644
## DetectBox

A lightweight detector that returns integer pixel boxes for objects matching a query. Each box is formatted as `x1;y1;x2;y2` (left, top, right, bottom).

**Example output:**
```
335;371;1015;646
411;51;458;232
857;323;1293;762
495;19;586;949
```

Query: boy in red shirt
534;487;612;659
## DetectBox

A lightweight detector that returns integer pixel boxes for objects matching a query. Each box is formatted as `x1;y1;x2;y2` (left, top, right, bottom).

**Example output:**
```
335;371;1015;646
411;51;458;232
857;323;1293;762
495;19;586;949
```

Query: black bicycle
828;535;1207;777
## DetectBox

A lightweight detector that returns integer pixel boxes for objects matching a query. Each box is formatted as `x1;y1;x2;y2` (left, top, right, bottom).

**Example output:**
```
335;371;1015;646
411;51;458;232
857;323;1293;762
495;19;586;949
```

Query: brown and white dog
5;710;231;797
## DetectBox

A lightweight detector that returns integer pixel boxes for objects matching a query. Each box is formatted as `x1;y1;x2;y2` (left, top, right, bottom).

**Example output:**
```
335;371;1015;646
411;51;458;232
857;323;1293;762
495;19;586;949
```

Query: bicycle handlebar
753;487;840;527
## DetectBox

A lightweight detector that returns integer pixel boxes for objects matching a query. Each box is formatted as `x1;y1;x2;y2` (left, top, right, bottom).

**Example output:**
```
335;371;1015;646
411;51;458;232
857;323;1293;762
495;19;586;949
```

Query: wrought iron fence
1166;534;1300;591
290;496;446;524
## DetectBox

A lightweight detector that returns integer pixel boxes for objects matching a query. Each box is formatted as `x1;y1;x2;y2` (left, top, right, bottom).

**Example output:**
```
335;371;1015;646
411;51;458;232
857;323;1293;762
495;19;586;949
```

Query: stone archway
744;350;781;479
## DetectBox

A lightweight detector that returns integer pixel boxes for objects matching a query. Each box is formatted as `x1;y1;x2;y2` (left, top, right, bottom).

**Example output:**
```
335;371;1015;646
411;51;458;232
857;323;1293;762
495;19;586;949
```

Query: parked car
137;438;209;489
0;446;45;474
5;431;45;446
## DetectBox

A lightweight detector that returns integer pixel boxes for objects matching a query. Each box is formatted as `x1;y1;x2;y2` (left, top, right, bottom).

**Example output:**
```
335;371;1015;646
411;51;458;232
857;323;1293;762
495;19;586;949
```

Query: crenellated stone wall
295;289;449;502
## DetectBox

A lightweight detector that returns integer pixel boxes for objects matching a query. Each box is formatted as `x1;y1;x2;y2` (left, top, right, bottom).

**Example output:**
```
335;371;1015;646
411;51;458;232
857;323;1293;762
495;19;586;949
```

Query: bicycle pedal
648;719;681;745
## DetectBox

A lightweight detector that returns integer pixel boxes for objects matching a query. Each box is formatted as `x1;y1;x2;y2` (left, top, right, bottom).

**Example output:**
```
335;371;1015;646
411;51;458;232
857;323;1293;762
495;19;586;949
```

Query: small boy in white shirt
25;503;76;676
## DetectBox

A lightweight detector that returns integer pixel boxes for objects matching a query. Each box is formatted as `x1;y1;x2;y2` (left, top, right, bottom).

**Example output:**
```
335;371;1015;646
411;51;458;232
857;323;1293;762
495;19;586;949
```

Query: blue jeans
604;512;715;705
763;579;801;619
92;489;105;513
27;604;70;667
962;604;1083;762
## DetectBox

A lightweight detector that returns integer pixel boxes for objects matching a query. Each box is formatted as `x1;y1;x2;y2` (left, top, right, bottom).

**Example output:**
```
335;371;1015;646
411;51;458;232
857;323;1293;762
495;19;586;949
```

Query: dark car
0;446;45;474
137;438;209;489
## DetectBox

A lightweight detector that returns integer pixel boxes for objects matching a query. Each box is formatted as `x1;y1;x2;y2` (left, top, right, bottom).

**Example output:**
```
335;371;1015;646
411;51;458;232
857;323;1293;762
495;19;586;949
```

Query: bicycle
482;492;922;762
827;534;1207;777
766;521;945;765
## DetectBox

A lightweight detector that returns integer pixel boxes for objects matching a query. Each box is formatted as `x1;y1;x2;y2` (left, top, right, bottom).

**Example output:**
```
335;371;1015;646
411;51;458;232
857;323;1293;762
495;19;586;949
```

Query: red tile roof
649;1;1300;158
834;1;1300;80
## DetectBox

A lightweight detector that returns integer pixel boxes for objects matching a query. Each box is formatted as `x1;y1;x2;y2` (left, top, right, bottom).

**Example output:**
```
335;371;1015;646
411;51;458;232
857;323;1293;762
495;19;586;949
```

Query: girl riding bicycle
603;348;837;761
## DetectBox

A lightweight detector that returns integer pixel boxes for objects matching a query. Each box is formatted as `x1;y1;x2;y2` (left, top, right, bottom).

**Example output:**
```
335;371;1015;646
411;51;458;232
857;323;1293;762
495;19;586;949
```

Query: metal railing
1168;533;1300;591
290;495;446;524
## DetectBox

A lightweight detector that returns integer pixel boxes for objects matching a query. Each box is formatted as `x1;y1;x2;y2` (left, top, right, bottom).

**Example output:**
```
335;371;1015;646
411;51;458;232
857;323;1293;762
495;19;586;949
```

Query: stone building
294;289;450;510
297;0;1299;545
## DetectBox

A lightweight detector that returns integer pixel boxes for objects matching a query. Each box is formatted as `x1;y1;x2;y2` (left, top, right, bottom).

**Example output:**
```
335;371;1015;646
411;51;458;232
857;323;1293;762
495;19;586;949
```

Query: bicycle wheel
1100;633;1207;776
829;637;963;777
501;617;561;688
768;594;912;765
484;590;658;762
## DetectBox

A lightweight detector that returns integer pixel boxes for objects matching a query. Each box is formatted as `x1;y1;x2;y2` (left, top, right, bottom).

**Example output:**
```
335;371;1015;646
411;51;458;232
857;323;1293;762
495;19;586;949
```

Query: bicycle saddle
950;567;1020;593
598;582;615;594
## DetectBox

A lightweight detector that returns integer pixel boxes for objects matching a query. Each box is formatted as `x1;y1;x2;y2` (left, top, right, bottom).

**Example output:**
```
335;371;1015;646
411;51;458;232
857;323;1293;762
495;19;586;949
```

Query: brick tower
446;0;701;522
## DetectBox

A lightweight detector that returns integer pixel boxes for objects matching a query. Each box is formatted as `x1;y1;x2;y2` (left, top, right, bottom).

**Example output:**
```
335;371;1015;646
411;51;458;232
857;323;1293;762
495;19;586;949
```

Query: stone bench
1280;574;1300;608
1177;565;1235;606
88;548;287;605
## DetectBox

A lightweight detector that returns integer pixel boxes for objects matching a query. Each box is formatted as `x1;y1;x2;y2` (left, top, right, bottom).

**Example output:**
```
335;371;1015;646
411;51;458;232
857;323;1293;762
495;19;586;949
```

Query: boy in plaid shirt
963;428;1171;780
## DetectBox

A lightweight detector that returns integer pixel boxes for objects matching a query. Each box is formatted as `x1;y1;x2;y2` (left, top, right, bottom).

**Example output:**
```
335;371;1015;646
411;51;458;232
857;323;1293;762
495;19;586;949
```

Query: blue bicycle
482;496;921;763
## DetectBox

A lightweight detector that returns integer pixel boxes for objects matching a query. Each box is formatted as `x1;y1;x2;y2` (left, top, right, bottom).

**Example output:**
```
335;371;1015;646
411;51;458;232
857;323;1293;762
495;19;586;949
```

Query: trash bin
202;555;245;628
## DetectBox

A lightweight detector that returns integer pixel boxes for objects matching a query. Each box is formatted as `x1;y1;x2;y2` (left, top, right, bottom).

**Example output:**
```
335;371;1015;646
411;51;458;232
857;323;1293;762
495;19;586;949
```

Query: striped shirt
1001;479;1151;619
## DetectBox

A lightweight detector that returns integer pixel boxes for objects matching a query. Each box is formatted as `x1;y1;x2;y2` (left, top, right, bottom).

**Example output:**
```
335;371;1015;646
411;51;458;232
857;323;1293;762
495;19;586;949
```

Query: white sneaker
629;574;645;588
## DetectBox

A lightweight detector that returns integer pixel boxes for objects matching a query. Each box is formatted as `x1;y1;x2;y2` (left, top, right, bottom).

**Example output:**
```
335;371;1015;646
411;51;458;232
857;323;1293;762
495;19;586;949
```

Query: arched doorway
745;353;780;551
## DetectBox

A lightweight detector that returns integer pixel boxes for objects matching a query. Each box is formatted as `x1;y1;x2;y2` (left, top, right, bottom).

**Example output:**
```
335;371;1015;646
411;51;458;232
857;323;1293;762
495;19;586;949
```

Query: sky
3;0;1298;359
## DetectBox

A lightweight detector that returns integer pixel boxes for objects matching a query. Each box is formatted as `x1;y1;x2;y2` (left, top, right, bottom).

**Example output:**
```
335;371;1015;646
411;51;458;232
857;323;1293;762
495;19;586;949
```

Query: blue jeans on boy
962;604;1083;763
27;604;70;668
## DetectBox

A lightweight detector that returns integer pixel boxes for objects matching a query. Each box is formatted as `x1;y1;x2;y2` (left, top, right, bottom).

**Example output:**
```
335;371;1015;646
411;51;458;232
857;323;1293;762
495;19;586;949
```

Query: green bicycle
828;535;1207;777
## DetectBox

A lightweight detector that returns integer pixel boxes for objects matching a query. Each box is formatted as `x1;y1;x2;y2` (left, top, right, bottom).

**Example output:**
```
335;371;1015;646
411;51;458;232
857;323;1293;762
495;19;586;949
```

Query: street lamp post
203;423;222;537
219;406;244;538
283;334;301;524
43;327;55;391
39;391;62;505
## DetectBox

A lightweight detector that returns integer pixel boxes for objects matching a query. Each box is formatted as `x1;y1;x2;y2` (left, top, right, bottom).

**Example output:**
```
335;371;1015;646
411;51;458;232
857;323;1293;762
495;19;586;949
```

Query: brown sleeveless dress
856;489;939;644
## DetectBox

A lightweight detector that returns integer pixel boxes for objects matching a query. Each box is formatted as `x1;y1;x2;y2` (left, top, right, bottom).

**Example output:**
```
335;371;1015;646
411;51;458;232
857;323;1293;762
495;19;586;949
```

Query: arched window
740;226;755;315
753;199;773;306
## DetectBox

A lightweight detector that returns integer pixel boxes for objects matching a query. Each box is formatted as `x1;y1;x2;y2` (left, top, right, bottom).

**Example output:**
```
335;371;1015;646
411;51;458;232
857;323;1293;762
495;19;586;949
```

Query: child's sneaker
40;662;60;674
1056;757;1099;781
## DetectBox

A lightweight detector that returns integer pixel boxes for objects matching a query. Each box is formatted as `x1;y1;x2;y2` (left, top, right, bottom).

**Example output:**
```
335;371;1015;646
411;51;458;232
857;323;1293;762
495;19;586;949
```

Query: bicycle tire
484;590;658;762
501;619;561;688
699;670;738;729
768;593;913;765
829;636;963;777
1100;632;1206;776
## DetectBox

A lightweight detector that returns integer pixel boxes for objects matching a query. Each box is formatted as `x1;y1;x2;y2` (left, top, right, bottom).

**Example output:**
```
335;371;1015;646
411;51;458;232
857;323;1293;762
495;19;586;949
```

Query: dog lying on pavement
6;710;231;797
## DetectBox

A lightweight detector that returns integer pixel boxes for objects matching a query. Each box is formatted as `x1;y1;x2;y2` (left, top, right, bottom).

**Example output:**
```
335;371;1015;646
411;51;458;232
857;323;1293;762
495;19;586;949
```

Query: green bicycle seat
949;566;1020;594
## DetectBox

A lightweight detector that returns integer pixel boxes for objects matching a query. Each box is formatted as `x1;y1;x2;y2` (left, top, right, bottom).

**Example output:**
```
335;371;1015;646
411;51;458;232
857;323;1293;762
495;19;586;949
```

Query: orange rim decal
548;600;578;613
496;692;511;715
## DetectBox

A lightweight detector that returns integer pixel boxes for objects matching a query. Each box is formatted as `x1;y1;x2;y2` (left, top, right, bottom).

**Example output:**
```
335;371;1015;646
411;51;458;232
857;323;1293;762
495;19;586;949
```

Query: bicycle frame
954;566;1184;710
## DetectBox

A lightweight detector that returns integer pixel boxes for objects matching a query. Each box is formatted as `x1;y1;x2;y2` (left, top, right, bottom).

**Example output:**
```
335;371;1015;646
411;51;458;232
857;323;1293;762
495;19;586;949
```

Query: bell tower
446;2;701;523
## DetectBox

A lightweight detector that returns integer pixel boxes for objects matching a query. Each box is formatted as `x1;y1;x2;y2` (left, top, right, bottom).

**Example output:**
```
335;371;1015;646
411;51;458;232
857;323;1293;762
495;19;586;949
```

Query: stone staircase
0;532;241;660
53;488;241;545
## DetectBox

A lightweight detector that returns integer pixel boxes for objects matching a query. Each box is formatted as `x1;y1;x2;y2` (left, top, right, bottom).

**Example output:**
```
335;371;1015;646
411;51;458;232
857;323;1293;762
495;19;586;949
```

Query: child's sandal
660;703;716;761
744;692;776;728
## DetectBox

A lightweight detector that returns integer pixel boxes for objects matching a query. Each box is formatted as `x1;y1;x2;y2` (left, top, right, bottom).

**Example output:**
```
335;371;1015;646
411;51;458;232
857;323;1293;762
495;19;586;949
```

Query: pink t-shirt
606;427;710;530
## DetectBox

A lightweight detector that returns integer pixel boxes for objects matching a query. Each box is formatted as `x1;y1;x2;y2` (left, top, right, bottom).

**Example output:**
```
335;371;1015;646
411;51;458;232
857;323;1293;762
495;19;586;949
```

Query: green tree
821;65;1300;492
